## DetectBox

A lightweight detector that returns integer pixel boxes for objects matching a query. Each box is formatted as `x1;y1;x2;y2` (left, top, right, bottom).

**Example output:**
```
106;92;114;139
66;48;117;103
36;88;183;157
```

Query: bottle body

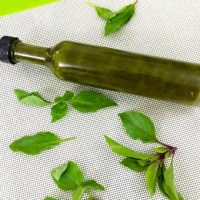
49;41;200;105
8;38;200;105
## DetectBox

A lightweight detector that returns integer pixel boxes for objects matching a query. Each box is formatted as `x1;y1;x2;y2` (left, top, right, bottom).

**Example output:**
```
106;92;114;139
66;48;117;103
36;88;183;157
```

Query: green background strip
0;0;59;16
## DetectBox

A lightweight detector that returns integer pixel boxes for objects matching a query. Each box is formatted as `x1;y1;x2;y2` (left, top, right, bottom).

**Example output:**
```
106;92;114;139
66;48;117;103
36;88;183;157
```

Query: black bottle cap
0;36;20;64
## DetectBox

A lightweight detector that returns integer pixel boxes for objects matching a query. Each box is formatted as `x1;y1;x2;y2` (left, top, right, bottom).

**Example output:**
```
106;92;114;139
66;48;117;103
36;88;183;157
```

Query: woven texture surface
1;0;200;199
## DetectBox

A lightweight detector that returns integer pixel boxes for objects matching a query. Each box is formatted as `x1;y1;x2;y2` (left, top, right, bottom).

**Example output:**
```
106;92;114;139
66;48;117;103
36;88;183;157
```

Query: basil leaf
51;102;68;123
82;180;105;191
137;159;149;167
145;161;159;197
14;89;30;100
157;163;170;198
95;7;116;20
54;91;74;103
51;161;84;191
51;162;69;181
71;91;117;113
163;162;183;200
44;197;58;200
72;186;85;200
121;157;148;172
87;2;116;20
14;89;50;106
119;111;157;143
165;152;171;158
72;180;105;200
9;132;74;155
153;147;167;154
105;3;137;36
105;136;157;160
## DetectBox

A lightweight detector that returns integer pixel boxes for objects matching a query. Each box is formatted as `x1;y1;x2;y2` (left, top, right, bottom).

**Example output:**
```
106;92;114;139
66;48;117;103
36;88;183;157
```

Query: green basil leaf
95;7;116;20
54;91;74;103
72;186;85;200
51;102;68;123
14;89;50;106
14;89;30;100
9;132;74;155
105;136;157;160
145;161;159;197
119;111;157;143
157;163;170;198
82;180;105;191
105;3;137;36
71;91;117;112
51;161;84;191
165;152;171;159
87;2;116;20
72;180;104;200
137;159;149;167
121;157;148;172
153;147;167;154
44;197;58;200
51;162;69;181
163;162;183;200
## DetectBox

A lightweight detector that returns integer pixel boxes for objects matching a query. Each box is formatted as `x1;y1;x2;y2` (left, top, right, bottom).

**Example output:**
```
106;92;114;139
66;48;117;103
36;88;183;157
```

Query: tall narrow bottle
1;36;200;106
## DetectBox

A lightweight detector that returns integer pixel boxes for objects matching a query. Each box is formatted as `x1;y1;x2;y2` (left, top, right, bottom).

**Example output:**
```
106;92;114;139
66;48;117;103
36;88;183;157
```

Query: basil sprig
88;1;138;36
105;111;183;199
14;89;117;123
47;161;105;200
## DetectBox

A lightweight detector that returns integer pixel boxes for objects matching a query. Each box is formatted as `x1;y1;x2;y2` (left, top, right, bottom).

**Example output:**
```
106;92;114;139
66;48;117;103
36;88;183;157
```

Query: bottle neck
12;41;51;66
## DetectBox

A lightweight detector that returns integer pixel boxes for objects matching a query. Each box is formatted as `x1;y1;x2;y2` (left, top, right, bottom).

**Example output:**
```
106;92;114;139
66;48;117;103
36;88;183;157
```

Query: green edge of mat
0;0;59;16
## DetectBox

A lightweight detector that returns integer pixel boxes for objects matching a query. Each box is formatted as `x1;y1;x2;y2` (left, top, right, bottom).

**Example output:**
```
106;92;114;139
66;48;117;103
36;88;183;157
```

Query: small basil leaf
165;152;172;158
82;180;105;191
163;162;183;200
105;135;157;160
9;132;74;155
51;161;84;191
157;163;170;198
153;147;167;154
72;186;85;200
14;89;30;100
87;2;116;20
137;159;149;166
145;161;159;197
51;102;68;123
71;91;117;112
54;91;74;103
14;89;50;106
119;111;157;143
44;197;58;200
51;162;69;181
121;157;148;172
72;180;105;200
22;93;49;106
105;3;137;36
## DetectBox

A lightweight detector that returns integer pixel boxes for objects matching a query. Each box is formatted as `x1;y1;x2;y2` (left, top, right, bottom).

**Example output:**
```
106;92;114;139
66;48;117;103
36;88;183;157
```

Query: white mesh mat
1;0;200;199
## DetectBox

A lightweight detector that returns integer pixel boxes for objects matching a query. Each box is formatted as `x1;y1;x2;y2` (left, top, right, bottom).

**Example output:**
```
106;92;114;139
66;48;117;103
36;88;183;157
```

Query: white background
1;0;200;199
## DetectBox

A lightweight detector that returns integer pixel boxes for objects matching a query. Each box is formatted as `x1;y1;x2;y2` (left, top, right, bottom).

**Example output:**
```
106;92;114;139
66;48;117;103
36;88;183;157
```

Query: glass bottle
1;36;200;106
